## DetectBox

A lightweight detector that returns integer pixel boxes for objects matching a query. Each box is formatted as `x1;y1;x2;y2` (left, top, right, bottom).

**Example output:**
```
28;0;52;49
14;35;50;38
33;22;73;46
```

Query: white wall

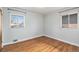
44;11;79;46
2;7;79;46
2;8;44;45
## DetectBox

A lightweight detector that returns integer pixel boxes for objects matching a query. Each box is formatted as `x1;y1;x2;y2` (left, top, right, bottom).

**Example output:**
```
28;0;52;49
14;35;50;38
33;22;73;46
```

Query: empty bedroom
1;7;79;52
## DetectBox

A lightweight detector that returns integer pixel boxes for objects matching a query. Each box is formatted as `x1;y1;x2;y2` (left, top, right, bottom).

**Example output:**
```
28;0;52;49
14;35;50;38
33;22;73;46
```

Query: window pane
62;15;69;28
11;15;24;28
62;15;68;24
70;13;77;24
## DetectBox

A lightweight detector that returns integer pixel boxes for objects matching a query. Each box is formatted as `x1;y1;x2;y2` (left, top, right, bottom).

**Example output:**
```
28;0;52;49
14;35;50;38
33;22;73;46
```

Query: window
62;13;78;28
10;15;25;28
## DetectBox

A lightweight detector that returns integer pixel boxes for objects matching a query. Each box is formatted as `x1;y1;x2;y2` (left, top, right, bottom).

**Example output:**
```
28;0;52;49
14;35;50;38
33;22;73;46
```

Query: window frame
62;13;78;29
10;12;25;29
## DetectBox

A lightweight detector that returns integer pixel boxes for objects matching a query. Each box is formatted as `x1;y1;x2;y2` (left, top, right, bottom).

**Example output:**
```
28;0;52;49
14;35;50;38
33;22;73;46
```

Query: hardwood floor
1;36;79;52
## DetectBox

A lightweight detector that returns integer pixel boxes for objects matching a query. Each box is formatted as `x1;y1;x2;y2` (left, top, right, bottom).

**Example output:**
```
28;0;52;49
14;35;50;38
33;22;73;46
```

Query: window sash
62;13;78;28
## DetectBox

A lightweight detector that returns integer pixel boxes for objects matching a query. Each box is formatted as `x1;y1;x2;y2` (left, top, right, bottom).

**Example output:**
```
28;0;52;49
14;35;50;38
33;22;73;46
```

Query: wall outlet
13;39;18;42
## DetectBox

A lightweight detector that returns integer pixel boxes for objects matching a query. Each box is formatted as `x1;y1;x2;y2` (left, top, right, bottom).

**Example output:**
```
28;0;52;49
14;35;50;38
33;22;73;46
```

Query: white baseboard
2;35;79;47
2;35;43;46
45;35;79;47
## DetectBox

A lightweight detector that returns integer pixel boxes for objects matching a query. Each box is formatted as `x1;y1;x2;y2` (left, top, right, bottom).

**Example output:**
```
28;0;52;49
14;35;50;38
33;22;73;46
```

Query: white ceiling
21;7;65;14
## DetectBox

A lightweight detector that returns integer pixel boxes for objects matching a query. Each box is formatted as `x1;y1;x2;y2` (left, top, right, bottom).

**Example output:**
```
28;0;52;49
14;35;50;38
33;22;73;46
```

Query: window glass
62;15;69;28
70;14;77;24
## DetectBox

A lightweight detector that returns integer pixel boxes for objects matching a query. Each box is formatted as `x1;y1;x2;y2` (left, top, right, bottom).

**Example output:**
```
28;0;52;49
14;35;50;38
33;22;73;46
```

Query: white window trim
62;13;78;29
9;12;26;29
